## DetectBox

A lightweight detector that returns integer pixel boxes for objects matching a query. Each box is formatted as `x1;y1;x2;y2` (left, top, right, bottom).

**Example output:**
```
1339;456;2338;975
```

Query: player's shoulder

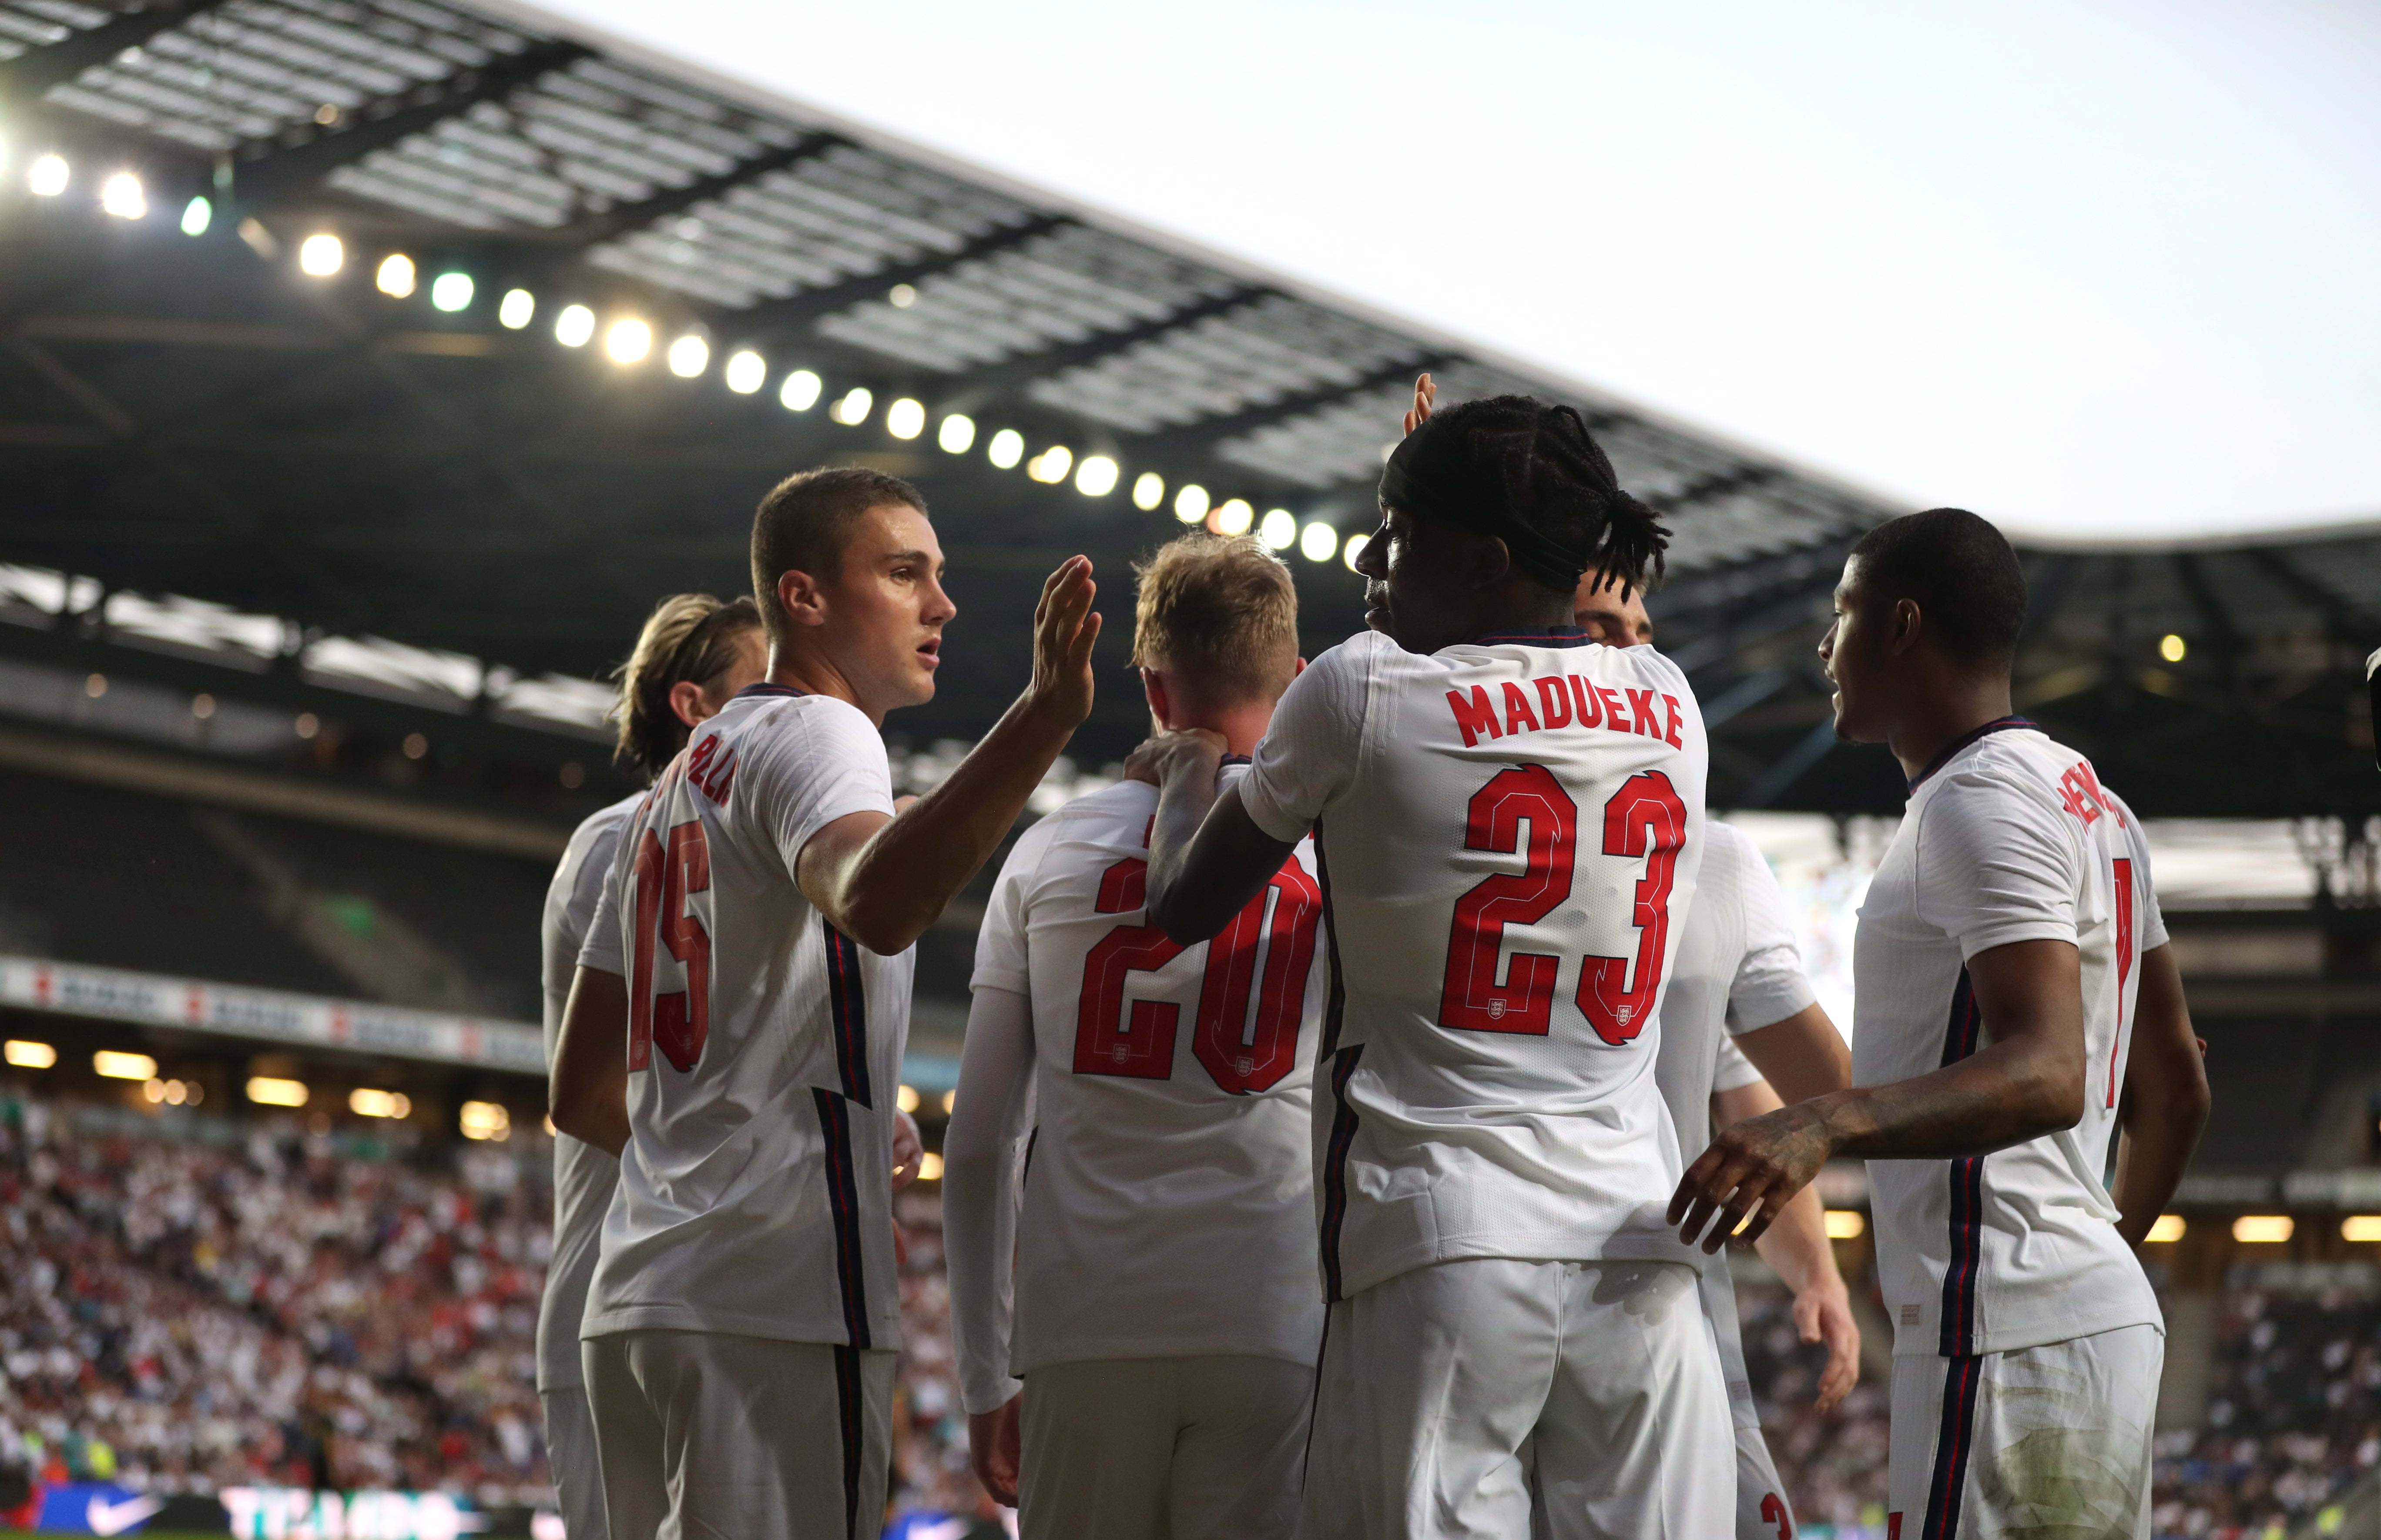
570;789;647;851
1700;818;1761;873
1003;779;1154;875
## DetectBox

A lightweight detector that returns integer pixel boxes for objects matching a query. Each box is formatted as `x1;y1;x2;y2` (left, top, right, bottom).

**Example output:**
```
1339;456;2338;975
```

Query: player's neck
1164;697;1274;758
1458;587;1576;644
764;644;881;726
1886;668;2017;783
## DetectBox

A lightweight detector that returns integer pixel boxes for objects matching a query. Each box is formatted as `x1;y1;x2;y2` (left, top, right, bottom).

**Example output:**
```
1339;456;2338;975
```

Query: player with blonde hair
536;592;767;1540
945;533;1325;1540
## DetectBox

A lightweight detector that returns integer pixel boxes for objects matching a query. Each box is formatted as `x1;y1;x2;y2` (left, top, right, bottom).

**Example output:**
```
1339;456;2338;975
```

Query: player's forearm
1144;754;1227;939
831;693;1077;953
944;987;1032;1412
551;966;630;1157
1734;1005;1853;1104
2110;945;2209;1246
1753;1179;1845;1298
1814;1033;2084;1161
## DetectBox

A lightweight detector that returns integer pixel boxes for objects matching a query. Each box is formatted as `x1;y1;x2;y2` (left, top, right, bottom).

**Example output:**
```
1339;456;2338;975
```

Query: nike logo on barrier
87;1494;165;1535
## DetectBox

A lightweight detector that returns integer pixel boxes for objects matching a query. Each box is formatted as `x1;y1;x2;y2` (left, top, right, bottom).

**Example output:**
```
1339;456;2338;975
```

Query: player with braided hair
1133;383;1729;1539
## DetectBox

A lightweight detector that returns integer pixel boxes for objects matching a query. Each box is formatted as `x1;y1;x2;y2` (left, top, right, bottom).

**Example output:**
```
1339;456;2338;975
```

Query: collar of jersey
1907;715;2037;791
735;683;809;699
1462;624;1592;649
1218;752;1253;766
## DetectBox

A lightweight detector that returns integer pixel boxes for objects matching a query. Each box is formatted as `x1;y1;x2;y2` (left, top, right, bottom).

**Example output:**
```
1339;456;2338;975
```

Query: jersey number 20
630;820;712;1073
1074;854;1321;1094
1437;766;1685;1045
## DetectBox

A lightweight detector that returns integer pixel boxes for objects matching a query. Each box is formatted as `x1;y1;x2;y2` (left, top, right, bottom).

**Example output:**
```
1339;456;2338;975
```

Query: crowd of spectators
2150;1285;2381;1539
16;1084;2381;1539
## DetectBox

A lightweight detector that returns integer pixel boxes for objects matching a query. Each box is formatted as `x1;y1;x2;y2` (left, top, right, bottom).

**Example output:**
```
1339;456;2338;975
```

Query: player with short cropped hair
536;591;767;1540
944;533;1325;1540
550;466;1101;1540
1137;395;1732;1540
1669;507;2211;1540
1578;571;1861;1540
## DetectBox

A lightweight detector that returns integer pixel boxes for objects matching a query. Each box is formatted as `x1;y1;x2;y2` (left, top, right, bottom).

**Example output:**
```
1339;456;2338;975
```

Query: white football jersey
1240;625;1709;1300
536;791;640;1392
578;685;910;1349
959;768;1327;1395
1854;718;2166;1358
1653;818;1820;1424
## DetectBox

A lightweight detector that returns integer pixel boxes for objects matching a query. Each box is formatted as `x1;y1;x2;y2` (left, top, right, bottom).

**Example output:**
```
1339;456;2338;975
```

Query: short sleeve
971;817;1059;998
1241;636;1374;843
1915;771;2080;960
739;700;899;876
1721;832;1819;1035
578;851;626;975
1711;1034;1764;1094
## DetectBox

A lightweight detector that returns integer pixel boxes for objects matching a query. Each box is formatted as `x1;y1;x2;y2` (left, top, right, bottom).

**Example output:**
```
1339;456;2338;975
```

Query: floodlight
498;289;535;329
1342;532;1370;572
298;233;344;276
2160;634;2186;663
2232;1215;2292;1243
605;319;652;364
938;414;976;453
3;1040;56;1069
28;154;67;196
780;370;822;411
95;1051;158;1081
724;350;766;393
1299;522;1338;562
1173;484;1209;524
376;254;415;298
1074;455;1118;497
667;334;709;378
1214;499;1253;536
1132;472;1165;511
1823;1210;1865;1239
246;1075;308;1107
429;272;473;312
459;1100;511;1141
987;428;1025;469
889;283;918;308
349;1088;411;1119
2146;1215;2186;1243
181;196;211;236
829;387;872;425
99;172;144;219
1029;446;1073;484
555;305;596;347
1258;510;1297;550
886;397;925;440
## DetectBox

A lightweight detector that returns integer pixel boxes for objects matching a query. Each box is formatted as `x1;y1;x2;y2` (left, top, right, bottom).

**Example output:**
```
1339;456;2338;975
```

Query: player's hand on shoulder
1667;1100;1834;1253
1026;555;1101;730
1123;728;1228;788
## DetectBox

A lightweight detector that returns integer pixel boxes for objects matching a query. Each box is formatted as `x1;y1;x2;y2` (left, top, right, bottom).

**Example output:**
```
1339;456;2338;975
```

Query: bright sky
538;0;2381;539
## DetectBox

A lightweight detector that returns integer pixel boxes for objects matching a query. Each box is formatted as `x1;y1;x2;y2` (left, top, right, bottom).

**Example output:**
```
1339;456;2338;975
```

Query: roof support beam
555;133;846;247
1650;463;1774;515
733;212;1072;341
1137;356;1444;455
229;39;594;205
2250;547;2381;649
0;0;238;101
940;284;1272;398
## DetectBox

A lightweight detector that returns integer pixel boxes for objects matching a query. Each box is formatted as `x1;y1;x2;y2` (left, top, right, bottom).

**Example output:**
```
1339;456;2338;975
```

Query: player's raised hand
1028;555;1101;729
1667;1100;1834;1252
1402;371;1438;436
1123;728;1227;788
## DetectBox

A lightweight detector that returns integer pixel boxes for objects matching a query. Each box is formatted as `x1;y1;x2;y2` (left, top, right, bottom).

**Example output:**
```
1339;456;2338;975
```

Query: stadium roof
0;0;2375;820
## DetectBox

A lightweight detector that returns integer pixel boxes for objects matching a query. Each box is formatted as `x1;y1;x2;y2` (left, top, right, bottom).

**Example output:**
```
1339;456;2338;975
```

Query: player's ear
1472;532;1514;590
1141;668;1172;728
668;678;709;731
777;567;829;629
1888;597;1924;657
1292;657;1307;678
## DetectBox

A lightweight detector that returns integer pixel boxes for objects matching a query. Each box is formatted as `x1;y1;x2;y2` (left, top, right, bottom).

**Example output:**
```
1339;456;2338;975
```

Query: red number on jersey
1761;1491;1794;1539
1074;851;1321;1092
1576;770;1687;1045
629;821;714;1073
1195;857;1323;1093
2107;855;2135;1108
1438;765;1578;1034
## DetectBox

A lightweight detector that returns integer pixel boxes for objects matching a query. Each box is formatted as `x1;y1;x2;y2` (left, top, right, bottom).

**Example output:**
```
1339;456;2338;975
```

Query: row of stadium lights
3;1038;513;1141
19;151;1370;571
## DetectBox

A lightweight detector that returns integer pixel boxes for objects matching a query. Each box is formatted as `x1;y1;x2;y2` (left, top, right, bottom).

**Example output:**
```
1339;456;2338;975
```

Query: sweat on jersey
950;769;1327;1413
535;792;640;1393
578;685;910;1350
1237;625;1709;1301
1854;718;2166;1359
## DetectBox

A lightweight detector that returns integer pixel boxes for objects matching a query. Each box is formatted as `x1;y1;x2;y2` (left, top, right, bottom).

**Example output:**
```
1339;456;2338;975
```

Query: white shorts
1018;1354;1313;1540
1733;1422;1794;1540
1698;1257;1796;1540
583;1329;895;1540
540;1385;608;1540
1886;1323;2162;1540
1299;1256;1732;1540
